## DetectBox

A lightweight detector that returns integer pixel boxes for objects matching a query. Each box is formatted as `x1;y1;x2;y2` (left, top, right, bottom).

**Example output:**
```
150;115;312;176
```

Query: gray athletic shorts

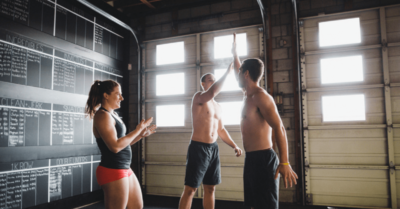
244;148;280;209
184;140;221;188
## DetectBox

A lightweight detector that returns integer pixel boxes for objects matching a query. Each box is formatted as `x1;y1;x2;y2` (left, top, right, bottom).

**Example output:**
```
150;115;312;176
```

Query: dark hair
85;80;120;119
200;73;213;83
241;58;264;82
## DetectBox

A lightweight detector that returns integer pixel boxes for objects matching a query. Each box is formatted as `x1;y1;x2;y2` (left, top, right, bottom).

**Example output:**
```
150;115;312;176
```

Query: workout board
0;0;129;208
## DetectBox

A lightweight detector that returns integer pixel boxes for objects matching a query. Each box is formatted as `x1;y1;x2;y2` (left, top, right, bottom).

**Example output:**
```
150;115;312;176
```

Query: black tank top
96;107;131;169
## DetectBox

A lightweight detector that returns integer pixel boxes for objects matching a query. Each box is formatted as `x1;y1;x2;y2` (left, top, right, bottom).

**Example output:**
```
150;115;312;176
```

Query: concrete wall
268;0;297;203
141;0;261;41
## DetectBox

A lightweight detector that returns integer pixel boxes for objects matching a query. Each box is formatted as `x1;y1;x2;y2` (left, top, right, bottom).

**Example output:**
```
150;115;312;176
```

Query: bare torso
191;92;221;143
241;88;273;152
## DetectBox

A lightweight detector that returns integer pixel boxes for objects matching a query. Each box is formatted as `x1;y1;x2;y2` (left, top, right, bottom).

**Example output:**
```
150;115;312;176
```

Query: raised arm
217;116;242;157
195;63;233;104
95;111;153;153
232;33;241;81
253;92;298;188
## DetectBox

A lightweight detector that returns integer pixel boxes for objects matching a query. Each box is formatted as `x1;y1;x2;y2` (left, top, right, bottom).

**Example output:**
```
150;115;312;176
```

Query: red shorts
96;165;134;186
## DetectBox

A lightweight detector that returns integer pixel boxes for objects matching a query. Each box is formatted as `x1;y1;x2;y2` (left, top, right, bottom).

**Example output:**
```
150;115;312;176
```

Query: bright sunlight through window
156;105;185;127
322;94;365;122
214;69;240;91
319;18;361;47
321;55;363;84
214;33;247;59
219;101;243;125
156;42;184;65
156;73;184;96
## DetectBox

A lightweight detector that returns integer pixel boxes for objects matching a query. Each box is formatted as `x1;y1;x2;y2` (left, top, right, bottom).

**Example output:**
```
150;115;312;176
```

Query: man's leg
203;184;215;209
179;185;197;209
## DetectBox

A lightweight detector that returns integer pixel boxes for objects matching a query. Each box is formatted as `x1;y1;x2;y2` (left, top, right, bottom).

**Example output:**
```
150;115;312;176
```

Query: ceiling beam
119;0;161;9
140;0;157;9
124;0;234;17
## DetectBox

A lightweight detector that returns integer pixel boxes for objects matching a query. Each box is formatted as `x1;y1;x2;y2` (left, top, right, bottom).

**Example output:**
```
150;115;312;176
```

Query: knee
183;186;197;196
203;185;215;194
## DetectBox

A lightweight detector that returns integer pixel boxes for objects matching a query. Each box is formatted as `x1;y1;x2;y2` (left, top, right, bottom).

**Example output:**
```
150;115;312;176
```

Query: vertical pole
291;1;303;204
298;19;308;205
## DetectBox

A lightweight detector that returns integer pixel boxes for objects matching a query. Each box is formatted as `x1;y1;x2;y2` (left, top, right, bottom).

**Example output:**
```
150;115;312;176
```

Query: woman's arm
94;111;152;153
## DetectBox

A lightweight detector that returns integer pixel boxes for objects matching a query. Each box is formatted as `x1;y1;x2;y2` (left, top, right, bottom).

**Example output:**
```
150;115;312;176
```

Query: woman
85;80;156;209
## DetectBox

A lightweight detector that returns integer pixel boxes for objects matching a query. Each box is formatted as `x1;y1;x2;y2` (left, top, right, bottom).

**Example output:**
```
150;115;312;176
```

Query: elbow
110;147;121;154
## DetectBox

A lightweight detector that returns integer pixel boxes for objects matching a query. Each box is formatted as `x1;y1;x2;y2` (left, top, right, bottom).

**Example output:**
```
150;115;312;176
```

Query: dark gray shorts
184;140;221;188
244;149;279;209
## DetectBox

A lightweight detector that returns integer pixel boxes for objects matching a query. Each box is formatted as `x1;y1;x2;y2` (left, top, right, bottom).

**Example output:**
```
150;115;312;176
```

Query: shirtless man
178;63;243;209
232;33;298;208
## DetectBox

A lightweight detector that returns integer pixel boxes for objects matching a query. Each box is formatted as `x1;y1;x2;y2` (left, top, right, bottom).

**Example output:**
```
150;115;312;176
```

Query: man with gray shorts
178;63;243;209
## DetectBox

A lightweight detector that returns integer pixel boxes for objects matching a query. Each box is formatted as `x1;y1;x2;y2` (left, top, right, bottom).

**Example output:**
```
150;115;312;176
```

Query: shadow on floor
77;195;330;209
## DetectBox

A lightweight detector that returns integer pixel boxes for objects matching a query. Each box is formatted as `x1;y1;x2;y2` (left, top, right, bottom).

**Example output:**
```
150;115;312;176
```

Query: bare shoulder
251;88;274;106
93;110;113;126
192;91;203;103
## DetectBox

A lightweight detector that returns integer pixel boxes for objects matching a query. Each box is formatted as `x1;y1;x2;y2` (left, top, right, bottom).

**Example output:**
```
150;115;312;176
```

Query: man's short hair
241;59;264;82
200;73;213;83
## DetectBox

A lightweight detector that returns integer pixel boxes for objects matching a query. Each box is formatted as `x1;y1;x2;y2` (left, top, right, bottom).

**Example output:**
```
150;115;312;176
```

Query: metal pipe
77;0;142;182
256;0;268;91
291;0;306;205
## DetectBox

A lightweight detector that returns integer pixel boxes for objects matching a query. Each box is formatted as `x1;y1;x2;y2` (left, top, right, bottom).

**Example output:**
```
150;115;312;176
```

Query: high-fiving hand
232;33;238;56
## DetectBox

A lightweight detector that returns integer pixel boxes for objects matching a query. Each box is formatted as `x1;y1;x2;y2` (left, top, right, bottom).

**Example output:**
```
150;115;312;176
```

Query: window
214;69;241;91
219;101;243;125
156;105;185;127
322;94;365;122
156;73;184;96
156;42;184;65
319;18;361;47
321;55;363;84
214;33;247;59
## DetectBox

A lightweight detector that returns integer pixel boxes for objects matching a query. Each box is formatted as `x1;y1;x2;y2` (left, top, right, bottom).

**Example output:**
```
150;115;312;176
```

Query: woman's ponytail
85;80;119;119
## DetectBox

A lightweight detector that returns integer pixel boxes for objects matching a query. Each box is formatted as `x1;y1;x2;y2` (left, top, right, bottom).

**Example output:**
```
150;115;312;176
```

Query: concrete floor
77;195;330;209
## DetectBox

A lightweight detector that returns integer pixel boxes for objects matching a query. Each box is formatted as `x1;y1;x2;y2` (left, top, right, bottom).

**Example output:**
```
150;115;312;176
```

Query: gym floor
77;195;330;209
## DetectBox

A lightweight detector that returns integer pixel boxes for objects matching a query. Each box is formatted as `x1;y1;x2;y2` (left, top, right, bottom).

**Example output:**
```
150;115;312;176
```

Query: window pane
319;18;361;47
322;94;365;122
214;69;240;91
156;73;184;96
219;101;242;125
214;33;247;59
156;105;185;127
156;42;184;65
321;55;363;84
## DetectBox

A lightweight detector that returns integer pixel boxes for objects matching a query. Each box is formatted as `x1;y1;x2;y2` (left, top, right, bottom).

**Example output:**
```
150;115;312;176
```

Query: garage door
141;25;263;201
300;5;400;209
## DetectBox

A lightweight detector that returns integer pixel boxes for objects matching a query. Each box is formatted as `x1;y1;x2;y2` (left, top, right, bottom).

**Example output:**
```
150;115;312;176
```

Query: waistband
190;140;218;147
246;148;273;155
